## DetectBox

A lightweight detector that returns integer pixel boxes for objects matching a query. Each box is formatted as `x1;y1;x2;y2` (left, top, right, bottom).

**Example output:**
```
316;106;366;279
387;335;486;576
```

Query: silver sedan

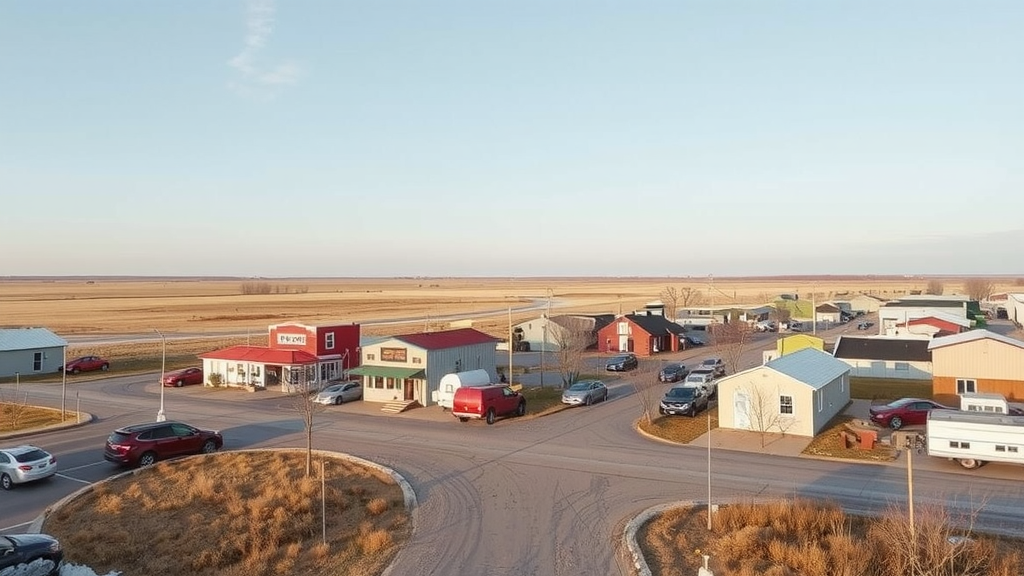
561;380;608;406
314;381;363;405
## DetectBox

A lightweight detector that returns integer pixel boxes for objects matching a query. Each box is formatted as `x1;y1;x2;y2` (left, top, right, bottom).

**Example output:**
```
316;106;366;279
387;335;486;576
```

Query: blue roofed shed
0;327;68;378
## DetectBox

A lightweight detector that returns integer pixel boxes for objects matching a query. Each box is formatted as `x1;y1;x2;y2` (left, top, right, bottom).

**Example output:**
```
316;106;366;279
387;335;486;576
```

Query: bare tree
550;316;593;388
631;359;664;425
769;304;791;331
711;321;754;376
925;279;944;295
289;366;325;477
679;286;705;307
963;277;996;301
740;382;783;448
659;286;680;320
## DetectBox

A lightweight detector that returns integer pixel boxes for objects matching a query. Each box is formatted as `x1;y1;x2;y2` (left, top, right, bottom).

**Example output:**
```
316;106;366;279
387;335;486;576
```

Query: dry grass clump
638;499;1023;576
638;408;719;444
43;451;410;576
0;402;69;431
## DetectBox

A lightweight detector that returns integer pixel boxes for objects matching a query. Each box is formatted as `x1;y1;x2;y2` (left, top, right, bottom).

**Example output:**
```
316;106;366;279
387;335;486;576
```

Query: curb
30;448;418;575
0;411;95;441
623;501;695;576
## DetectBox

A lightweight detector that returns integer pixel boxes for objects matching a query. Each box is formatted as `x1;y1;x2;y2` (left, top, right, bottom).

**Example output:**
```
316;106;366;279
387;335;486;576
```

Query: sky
1;1;1022;277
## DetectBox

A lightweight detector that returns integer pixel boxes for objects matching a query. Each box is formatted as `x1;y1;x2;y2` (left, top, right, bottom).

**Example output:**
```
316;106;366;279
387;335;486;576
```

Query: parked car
0;533;63;576
681;334;705;347
789;322;804;332
104;421;223;467
659;385;709;417
161;367;204;387
605;353;638;372
857;321;874;331
62;355;109;374
561;380;608;406
684;370;717;398
869;398;953;429
698;357;726;378
658;363;688;383
452;385;526;425
0;445;57;490
754;321;776;332
315;380;363;405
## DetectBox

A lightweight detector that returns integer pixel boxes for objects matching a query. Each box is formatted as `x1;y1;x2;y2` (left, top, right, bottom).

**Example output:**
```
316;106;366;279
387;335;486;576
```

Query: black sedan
605;353;638;371
0;533;63;576
658;363;688;382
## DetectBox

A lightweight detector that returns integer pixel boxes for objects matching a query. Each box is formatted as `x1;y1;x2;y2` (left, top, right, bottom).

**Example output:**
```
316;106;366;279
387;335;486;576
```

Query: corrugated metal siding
932;339;1024;381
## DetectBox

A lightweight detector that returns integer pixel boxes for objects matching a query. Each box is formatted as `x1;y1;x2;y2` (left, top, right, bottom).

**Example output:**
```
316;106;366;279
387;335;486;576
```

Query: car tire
890;416;903;430
486;409;496;425
1;473;13;490
516;402;526;417
585;395;592;406
71;367;80;374
958;458;982;469
201;440;218;454
138;452;157;467
658;407;665;415
335;396;343;405
458;417;469;422
101;364;109;371
175;380;184;388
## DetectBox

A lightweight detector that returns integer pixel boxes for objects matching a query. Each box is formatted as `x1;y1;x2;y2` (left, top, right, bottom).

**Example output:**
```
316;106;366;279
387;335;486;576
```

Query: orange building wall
932;376;1024;406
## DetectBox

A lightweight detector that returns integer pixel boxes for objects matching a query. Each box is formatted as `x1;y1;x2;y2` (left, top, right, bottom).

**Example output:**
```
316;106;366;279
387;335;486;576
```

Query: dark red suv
104;421;223;467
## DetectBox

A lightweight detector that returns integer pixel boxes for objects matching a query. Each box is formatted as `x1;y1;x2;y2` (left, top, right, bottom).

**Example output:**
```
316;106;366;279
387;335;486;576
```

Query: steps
381;400;420;414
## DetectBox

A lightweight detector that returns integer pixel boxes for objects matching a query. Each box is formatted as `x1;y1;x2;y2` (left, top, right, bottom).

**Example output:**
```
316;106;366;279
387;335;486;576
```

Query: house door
404;379;415;401
734;391;751;430
618;335;632;352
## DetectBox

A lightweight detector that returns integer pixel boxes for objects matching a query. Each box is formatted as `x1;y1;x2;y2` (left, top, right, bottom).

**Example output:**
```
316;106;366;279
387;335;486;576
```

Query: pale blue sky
2;1;1022;277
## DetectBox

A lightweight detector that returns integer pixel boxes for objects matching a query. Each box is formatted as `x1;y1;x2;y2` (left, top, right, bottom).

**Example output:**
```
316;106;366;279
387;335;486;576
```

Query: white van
433;369;492;410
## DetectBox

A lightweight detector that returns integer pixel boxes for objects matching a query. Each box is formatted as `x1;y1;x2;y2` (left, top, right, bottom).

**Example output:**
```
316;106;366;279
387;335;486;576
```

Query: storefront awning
348;365;425;379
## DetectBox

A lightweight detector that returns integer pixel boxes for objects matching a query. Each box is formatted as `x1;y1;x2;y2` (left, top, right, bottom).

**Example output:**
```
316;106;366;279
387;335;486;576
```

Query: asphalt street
4;349;1024;575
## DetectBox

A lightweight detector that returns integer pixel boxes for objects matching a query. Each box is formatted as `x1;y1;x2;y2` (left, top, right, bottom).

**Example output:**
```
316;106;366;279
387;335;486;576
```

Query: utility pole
812;284;818;336
155;329;167;422
707;406;713;531
508;306;513;385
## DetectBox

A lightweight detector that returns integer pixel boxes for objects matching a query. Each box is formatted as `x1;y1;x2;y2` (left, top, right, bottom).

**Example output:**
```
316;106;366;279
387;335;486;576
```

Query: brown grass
639;500;1023;576
0;401;75;432
639;407;719;443
42;451;410;576
802;415;897;462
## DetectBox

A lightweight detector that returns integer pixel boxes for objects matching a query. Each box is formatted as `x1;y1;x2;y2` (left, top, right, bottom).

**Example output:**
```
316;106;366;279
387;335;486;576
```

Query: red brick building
596;314;685;357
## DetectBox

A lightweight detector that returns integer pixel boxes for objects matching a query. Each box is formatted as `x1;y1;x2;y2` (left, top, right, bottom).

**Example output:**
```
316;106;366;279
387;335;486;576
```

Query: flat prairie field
0;276;1009;339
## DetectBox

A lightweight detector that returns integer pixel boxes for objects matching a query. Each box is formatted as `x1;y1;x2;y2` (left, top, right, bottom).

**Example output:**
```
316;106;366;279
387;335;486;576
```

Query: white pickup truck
685;369;717;399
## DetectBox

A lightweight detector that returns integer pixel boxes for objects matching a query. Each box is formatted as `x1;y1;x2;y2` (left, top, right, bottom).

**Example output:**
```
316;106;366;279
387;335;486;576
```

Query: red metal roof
199;345;318;364
392;328;498;350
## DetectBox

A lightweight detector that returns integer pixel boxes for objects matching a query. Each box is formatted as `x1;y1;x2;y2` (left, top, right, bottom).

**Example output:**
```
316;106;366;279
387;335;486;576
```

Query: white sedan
314;381;363;405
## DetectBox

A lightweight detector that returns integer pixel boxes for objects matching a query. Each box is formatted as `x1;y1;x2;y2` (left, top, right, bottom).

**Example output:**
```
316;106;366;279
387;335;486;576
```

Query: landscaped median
0;402;91;439
38;449;415;576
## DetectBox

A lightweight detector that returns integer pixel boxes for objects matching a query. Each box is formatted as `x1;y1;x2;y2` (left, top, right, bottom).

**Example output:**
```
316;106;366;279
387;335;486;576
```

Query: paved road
4;365;1024;576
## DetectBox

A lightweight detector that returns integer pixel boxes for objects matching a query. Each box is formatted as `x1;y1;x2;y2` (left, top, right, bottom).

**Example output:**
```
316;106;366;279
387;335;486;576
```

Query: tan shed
927;330;1024;405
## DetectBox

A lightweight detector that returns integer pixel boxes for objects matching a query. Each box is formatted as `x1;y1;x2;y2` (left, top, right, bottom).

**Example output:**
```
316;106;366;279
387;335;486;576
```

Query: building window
33;352;42;371
367;354;376;361
956;379;976;394
373;376;384;389
386;378;395;390
617;322;630;335
948;441;970;449
780;395;794;415
325;333;335;350
894;362;909;371
412;357;422;364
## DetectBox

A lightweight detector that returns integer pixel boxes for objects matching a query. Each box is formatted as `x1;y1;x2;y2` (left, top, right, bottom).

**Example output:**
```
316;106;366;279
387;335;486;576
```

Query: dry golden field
2;276;1011;338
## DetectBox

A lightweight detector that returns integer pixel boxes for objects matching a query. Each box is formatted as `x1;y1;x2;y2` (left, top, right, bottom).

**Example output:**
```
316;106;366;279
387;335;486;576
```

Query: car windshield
14;449;49;463
666;387;697;399
701;359;717;366
568;382;592;392
885;398;915;409
323;384;344;393
663;364;681;371
611;356;628;362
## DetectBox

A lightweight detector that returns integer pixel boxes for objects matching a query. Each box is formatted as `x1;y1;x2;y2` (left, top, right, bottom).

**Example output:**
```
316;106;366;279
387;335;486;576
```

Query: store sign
277;333;307;346
380;347;408;362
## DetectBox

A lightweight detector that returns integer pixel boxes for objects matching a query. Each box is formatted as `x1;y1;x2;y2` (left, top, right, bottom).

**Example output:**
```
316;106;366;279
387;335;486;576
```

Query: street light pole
154;329;166;422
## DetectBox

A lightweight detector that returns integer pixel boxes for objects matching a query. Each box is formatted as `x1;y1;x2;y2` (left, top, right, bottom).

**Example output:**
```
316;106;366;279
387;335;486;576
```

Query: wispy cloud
227;0;301;98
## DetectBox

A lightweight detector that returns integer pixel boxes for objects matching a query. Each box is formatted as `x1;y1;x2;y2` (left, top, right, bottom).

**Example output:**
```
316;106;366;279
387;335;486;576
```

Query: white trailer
960;392;1012;414
432;369;492;410
926;409;1024;469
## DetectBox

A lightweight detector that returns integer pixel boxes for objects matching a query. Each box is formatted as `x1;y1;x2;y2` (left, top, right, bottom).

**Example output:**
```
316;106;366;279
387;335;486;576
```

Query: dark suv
104;421;223;467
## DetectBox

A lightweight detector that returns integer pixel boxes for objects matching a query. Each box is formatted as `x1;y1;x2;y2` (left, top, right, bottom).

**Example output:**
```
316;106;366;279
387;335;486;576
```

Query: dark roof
392;328;498;350
588;314;615;332
816;303;841;312
884;300;964;308
833;336;932;362
622;314;686;336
